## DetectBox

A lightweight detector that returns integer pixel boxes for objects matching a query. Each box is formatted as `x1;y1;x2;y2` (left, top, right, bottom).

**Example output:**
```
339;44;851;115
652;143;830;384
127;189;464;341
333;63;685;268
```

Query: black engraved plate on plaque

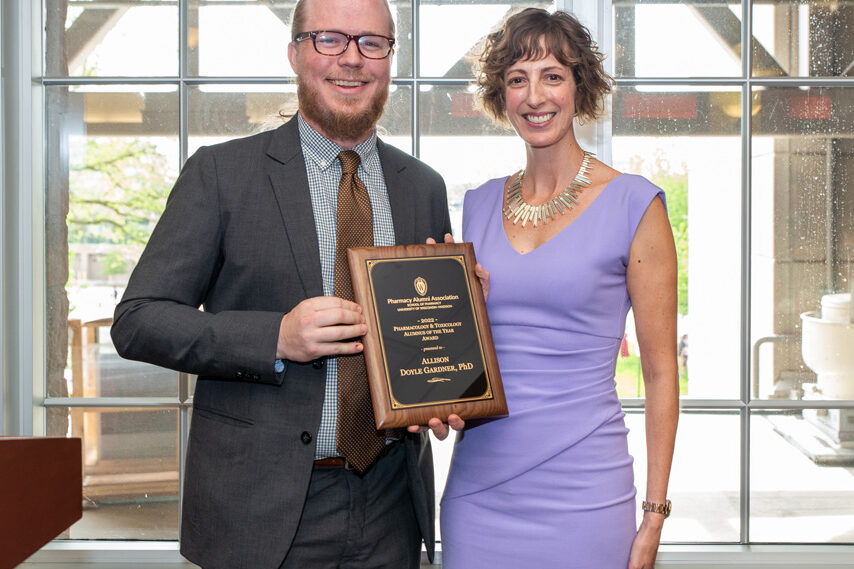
368;256;489;408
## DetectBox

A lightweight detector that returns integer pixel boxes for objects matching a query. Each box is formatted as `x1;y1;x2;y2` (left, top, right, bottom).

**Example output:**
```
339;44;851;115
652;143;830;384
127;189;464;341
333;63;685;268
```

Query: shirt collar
297;112;381;175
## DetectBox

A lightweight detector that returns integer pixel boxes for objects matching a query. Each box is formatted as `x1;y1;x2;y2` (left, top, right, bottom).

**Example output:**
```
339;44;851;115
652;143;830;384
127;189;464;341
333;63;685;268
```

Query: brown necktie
334;150;385;472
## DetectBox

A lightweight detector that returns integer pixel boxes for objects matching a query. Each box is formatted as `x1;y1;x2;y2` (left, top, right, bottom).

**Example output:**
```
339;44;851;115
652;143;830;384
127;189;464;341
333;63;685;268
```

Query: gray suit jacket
111;117;451;569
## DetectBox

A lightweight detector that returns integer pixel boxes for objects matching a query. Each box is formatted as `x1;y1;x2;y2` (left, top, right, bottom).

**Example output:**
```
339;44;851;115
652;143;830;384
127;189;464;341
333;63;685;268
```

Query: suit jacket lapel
265;117;324;299
378;139;415;246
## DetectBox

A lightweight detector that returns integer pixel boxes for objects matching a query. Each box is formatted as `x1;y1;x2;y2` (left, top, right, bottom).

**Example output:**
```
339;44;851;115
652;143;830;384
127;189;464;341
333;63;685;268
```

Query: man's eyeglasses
294;30;395;60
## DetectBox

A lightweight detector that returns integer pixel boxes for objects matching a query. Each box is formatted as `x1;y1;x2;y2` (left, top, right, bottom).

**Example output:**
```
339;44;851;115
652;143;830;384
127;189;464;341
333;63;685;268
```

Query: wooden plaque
348;242;507;429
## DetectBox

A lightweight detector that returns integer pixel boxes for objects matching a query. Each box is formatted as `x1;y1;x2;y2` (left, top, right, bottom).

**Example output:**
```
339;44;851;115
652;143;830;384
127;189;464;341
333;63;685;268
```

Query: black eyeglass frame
294;30;396;60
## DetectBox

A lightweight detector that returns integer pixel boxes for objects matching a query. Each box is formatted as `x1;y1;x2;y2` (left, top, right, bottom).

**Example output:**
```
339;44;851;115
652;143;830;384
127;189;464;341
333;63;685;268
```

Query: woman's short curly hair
475;8;613;125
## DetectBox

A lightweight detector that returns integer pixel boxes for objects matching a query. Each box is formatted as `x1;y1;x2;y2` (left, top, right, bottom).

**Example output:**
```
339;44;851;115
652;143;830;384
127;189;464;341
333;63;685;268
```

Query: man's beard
297;76;388;143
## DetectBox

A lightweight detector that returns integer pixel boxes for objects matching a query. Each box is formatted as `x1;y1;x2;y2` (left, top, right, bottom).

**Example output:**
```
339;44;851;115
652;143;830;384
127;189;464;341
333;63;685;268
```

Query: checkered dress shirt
297;114;395;459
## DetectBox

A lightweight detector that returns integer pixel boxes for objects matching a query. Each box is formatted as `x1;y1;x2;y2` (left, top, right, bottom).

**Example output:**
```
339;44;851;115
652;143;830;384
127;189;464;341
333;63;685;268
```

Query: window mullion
3;0;40;437
740;0;753;546
179;0;189;166
412;0;420;159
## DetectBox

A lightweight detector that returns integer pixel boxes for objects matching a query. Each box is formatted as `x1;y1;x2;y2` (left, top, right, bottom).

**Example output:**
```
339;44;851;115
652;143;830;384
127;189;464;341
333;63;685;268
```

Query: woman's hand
474;263;490;301
627;514;664;569
626;196;678;569
426;235;490;301
407;414;465;441
426;233;454;245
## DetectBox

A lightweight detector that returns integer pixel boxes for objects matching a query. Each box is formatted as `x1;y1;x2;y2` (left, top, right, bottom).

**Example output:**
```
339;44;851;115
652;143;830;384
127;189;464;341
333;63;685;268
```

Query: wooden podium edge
0;437;83;569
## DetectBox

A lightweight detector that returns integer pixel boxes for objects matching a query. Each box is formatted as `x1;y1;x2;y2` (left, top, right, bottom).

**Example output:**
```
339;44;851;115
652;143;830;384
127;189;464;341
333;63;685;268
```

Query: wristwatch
642;499;672;518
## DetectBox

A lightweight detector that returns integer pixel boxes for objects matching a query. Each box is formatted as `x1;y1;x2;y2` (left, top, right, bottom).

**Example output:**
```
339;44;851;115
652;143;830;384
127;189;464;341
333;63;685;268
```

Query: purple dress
440;174;665;568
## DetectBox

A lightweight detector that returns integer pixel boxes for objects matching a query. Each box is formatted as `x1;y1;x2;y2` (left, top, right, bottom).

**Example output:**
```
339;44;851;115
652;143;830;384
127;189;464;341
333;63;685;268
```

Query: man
111;0;452;567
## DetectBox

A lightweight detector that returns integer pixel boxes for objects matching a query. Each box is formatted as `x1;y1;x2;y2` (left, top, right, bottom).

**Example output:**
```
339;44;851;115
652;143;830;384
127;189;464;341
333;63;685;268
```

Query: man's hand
277;296;367;362
407;414;465;441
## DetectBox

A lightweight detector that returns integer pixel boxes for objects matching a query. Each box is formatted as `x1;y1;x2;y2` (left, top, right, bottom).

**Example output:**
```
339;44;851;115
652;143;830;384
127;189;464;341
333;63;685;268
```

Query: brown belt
313;457;349;468
313;441;399;470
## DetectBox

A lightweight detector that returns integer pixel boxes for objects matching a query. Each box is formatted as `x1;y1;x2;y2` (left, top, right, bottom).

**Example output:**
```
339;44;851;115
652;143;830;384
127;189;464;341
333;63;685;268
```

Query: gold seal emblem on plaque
414;276;428;296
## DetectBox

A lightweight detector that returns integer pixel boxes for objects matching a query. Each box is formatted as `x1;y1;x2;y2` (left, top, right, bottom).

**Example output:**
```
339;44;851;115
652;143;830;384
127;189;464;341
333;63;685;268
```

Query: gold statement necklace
504;150;594;228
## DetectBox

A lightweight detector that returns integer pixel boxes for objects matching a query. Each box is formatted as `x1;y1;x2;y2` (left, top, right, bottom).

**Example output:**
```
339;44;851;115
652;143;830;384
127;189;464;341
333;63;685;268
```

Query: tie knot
339;150;361;175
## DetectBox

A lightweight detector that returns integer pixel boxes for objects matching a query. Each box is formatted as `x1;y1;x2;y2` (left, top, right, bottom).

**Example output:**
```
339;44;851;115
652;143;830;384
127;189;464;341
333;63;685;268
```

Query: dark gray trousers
280;442;421;569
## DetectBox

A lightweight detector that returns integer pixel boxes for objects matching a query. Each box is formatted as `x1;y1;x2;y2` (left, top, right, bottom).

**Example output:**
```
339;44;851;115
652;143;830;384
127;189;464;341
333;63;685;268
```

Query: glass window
187;0;415;78
418;1;553;78
186;84;412;164
627;410;741;542
32;0;854;556
51;407;180;540
46;86;180;401
44;84;181;538
418;84;524;237
389;0;414;78
614;1;742;78
187;84;299;154
45;0;178;77
66;320;179;399
381;84;414;153
750;85;853;401
190;0;294;77
753;1;854;77
750;409;854;542
612;87;743;399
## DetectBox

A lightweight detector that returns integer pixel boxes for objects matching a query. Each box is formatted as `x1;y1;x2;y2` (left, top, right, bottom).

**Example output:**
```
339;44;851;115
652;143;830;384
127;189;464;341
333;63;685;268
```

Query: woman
439;8;679;569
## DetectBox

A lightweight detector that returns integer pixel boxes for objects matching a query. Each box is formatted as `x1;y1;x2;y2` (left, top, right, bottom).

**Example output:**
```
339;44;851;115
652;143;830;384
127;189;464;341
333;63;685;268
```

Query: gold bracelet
642;499;672;518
